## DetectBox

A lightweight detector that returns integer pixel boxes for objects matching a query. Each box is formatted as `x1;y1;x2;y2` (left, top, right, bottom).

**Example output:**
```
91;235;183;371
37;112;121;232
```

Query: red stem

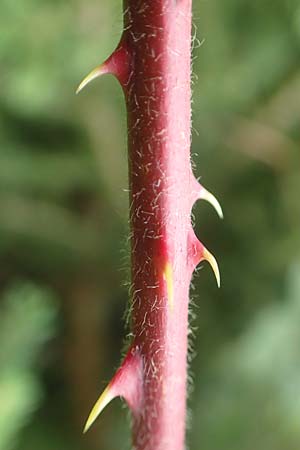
125;2;193;449
78;1;221;449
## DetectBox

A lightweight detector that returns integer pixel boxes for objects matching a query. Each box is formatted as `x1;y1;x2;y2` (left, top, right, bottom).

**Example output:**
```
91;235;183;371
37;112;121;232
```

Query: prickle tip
200;187;224;219
76;64;105;95
83;385;113;433
202;247;221;288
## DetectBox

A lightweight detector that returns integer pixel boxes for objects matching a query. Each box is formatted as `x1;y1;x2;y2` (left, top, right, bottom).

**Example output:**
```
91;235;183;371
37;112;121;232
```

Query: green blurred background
1;0;300;449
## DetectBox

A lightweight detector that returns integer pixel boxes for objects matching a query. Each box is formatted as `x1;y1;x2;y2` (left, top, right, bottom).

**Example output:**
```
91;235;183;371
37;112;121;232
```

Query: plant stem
125;2;193;449
77;1;221;449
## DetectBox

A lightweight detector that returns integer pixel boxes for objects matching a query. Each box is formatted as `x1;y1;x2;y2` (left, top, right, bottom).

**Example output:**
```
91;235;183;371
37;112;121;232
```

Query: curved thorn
200;187;223;219
83;385;114;433
202;247;221;288
83;347;143;434
76;64;107;94
76;39;130;94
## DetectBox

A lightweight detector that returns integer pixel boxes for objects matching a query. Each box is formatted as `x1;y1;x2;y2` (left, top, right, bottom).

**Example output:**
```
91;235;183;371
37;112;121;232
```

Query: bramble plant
77;1;222;449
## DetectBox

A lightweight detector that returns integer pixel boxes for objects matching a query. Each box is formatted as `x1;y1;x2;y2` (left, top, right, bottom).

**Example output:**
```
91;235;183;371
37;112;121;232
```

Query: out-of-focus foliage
0;0;299;449
0;283;57;450
192;264;300;450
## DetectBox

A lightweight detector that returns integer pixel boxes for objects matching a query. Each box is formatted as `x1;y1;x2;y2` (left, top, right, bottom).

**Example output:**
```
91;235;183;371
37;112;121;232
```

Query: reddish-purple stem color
125;2;193;449
78;1;221;449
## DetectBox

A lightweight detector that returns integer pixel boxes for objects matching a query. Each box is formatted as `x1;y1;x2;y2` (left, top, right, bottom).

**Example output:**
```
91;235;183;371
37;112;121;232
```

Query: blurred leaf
0;282;57;450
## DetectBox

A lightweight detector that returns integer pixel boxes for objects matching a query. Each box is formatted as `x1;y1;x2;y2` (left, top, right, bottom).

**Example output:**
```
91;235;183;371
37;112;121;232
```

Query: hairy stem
77;1;222;449
125;2;193;449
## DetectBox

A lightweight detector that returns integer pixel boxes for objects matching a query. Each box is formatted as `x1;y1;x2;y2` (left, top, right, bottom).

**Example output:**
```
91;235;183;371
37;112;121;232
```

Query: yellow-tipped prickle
202;247;221;288
76;65;106;95
83;385;114;433
200;187;224;219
